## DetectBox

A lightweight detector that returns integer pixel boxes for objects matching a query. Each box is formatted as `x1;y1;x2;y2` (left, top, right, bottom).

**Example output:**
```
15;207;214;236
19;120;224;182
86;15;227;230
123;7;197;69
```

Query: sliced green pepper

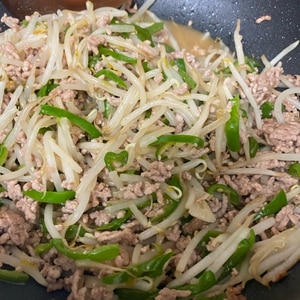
35;242;53;255
102;251;173;284
245;56;260;73
260;101;274;119
149;134;204;160
104;150;129;172
52;238;119;262
225;95;240;152
65;224;87;240
176;270;216;294
134;24;154;46
95;69;127;88
0;143;8;166
145;22;164;35
288;162;300;178
98;45;137;64
37;79;59;97
96;210;132;231
174;58;197;90
206;184;239;206
253;189;287;221
218;229;255;281
150;195;179;223
23;189;75;205
150;134;204;148
248;136;259;158
40;104;102;139
0;268;29;284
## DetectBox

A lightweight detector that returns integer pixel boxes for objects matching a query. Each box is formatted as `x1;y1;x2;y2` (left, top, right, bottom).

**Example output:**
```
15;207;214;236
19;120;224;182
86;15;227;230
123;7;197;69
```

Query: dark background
0;0;300;299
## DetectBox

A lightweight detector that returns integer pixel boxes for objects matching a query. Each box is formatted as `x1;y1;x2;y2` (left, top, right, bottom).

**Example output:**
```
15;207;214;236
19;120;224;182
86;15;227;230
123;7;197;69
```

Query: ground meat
114;246;131;267
273;204;300;231
0;207;32;246
173;83;189;96
89;210;113;226
141;161;173;182
155;288;191;300
182;217;205;234
223;174;297;199
61;200;79;220
262;119;300;153
122;181;160;199
255;15;272;24
175;236;191;252
65;268;114;300
165;223;181;242
91;182;112;204
208;195;228;218
247;65;282;103
86;35;107;55
226;284;247;300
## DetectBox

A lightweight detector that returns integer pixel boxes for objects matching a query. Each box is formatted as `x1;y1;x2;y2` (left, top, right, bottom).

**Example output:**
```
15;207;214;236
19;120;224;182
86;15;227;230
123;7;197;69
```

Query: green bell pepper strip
206;184;239;207
103;100;112;119
145;22;164;35
98;45;137;64
94;69;127;88
23;189;75;205
225;95;241;152
35;242;53;255
134;24;154;46
248;136;259;158
174;58;197;90
245;56;260;73
0;268;29;284
114;288;158;300
96;210;132;231
260;101;274;119
65;224;87;240
176;270;217;294
150;195;179;223
218;229;255;281
253;189;287;221
288;162;300;178
37;79;59;97
150;134;204;148
52;238;119;262
102;251;173;284
133;22;164;47
150;133;204;160
104;150;129;172
0;143;8;166
40;105;102;139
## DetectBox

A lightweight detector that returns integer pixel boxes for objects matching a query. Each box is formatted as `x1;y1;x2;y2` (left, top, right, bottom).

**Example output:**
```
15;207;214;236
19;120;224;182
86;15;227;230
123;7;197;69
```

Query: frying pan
0;0;299;299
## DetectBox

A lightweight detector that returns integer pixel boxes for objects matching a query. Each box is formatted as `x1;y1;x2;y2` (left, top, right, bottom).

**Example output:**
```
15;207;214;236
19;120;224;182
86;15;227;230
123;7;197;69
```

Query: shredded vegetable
0;0;299;299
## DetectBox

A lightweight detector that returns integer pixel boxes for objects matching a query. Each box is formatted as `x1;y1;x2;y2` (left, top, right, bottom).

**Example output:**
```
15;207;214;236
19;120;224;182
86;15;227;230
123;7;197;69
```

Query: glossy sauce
165;21;221;55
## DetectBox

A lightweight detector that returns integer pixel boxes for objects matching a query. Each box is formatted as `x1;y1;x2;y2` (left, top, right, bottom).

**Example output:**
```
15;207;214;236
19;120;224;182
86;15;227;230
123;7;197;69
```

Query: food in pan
0;0;300;299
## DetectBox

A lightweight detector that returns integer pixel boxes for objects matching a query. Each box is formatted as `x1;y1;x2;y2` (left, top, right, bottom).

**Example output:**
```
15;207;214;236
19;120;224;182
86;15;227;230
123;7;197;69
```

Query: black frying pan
0;0;299;299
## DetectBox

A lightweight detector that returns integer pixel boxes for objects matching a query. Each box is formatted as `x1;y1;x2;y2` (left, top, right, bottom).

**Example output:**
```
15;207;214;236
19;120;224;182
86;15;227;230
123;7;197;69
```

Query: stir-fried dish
0;1;300;299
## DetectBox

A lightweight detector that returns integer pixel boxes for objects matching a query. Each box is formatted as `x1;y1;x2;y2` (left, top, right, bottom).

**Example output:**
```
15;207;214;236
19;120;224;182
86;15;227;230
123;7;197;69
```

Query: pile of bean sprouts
0;0;300;299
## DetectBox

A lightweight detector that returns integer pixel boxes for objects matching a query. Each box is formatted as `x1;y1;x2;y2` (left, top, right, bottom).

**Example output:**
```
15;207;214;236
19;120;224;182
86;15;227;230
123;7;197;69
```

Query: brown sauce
165;21;221;55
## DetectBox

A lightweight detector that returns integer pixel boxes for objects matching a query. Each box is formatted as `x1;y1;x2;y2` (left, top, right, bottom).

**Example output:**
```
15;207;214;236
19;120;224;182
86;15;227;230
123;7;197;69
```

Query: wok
0;0;299;299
